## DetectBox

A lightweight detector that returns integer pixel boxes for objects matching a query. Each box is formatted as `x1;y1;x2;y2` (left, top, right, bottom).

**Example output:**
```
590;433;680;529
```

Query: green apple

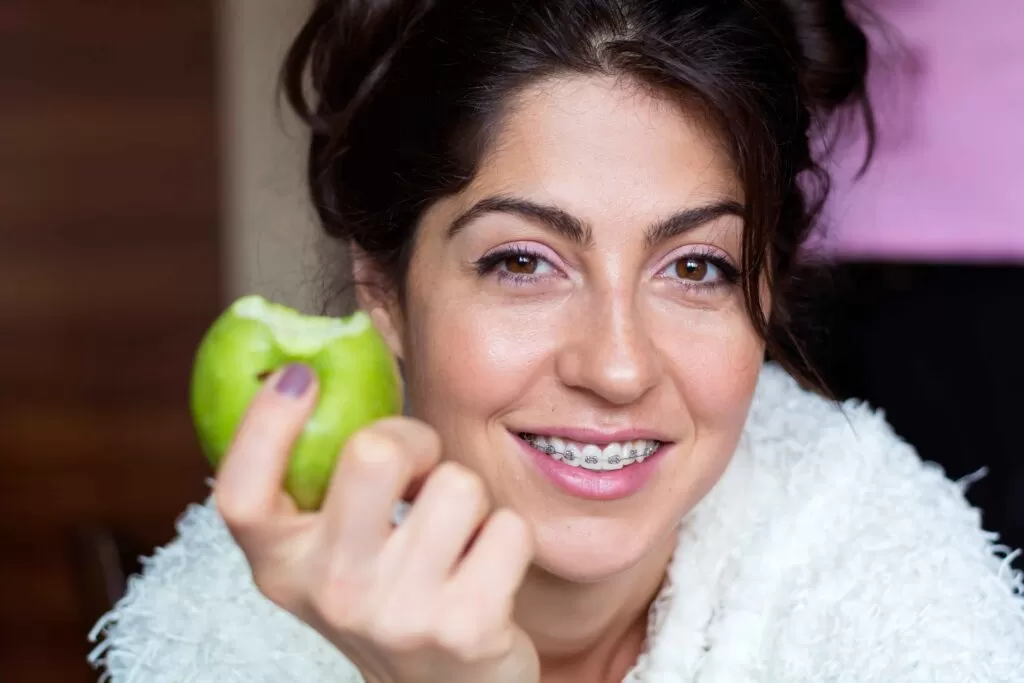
190;295;402;510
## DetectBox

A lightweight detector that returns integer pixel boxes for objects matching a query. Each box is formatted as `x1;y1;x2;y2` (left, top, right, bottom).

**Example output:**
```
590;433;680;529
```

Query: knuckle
378;416;442;460
433;623;477;659
250;572;292;610
413;421;443;456
434;462;486;500
343;426;405;467
310;567;369;632
214;487;264;532
433;618;503;661
311;594;359;633
369;619;431;654
379;414;437;439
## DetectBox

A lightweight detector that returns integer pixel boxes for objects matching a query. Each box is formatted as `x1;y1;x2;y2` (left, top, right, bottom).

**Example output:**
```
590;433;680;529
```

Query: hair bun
778;0;871;112
282;0;434;139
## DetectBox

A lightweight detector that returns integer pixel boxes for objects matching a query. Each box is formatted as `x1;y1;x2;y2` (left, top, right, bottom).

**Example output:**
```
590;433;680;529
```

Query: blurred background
0;1;1019;680
0;2;321;680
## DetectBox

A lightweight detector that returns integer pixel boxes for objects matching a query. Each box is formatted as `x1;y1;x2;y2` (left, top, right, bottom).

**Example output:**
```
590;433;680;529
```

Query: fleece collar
89;363;1024;683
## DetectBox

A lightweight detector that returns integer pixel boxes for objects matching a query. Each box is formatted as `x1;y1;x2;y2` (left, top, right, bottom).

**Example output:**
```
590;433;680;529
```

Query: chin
528;513;673;584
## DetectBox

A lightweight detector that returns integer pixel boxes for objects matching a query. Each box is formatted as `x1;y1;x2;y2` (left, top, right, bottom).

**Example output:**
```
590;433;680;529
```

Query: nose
556;290;660;406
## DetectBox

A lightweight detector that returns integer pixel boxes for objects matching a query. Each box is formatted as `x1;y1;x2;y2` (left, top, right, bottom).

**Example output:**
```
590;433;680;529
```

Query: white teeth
603;442;623;471
581;445;603;471
521;433;659;469
533;436;556;458
549;437;565;461
625;440;645;465
563;442;582;467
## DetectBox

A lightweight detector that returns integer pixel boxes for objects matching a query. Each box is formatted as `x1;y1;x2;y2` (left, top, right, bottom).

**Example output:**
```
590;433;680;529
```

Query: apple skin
190;295;402;510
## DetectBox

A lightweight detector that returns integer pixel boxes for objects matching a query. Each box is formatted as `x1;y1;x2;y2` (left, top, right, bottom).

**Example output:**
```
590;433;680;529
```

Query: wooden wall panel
0;2;222;681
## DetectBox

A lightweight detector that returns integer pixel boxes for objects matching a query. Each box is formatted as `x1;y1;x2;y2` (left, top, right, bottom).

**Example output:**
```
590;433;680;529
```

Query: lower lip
515;433;667;501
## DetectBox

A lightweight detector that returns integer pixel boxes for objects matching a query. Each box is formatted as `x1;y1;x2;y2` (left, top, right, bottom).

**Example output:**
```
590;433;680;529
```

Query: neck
514;530;677;683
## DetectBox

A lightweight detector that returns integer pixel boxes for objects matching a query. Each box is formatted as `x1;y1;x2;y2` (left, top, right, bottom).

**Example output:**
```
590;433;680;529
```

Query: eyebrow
447;195;592;246
446;194;744;247
643;200;744;248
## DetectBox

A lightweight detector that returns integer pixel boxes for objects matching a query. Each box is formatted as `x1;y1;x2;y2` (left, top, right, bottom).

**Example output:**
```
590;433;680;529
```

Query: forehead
464;74;742;226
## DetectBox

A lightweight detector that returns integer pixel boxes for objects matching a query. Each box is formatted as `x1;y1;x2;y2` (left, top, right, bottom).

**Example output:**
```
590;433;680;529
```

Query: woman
88;0;1024;681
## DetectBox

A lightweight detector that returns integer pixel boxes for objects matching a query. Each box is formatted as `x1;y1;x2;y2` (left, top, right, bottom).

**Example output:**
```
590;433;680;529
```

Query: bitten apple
190;295;402;510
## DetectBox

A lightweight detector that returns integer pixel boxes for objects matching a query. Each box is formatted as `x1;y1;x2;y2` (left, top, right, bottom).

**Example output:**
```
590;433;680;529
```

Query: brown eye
675;257;708;281
504;253;539;274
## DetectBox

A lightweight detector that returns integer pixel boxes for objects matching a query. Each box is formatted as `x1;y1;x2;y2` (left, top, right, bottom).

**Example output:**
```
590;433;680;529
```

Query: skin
215;73;767;683
366;75;765;680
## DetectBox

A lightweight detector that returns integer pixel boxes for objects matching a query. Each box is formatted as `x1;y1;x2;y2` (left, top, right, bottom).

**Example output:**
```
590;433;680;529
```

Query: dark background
0;3;1020;681
813;263;1024;564
0;2;217;680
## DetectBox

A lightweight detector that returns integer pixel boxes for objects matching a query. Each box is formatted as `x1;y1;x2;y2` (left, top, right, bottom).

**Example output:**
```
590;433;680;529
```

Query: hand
213;364;540;683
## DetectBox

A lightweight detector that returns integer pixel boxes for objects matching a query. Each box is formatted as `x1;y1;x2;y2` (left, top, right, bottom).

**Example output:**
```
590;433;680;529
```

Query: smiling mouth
518;432;662;471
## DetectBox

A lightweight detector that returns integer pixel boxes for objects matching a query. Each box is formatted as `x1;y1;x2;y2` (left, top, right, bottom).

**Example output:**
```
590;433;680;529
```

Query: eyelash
658;246;742;293
473;245;741;291
473;245;554;286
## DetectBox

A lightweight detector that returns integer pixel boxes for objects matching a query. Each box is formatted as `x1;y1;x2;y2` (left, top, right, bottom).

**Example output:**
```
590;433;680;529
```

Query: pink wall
817;0;1024;262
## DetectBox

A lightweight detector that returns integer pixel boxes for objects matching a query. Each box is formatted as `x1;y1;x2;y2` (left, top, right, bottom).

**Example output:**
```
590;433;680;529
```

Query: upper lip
513;426;672;445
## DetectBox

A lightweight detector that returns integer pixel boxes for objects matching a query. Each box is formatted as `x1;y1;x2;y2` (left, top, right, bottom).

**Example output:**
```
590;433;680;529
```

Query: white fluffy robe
88;364;1024;682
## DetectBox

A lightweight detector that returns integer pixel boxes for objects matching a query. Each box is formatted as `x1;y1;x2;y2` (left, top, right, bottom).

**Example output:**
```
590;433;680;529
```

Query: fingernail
275;364;313;398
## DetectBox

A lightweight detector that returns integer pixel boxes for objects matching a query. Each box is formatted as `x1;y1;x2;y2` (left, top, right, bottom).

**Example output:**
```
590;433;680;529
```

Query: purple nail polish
275;364;313;398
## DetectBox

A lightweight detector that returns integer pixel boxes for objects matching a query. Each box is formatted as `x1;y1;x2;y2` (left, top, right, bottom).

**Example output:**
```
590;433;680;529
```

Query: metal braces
528;436;657;464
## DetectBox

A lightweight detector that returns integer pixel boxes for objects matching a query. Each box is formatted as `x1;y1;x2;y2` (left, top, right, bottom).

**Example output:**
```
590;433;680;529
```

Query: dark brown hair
281;0;874;390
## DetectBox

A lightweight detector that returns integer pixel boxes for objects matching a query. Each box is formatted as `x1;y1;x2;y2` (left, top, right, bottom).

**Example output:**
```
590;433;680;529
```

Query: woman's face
364;75;764;583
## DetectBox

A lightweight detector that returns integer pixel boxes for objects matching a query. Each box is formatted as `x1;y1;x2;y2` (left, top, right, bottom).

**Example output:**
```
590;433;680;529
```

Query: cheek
403;296;559;421
656;306;763;432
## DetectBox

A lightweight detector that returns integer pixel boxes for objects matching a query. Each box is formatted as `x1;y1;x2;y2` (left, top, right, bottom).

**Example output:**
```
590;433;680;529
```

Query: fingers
448;508;533;618
320;417;442;564
215;364;319;532
393;462;491;580
211;367;535;655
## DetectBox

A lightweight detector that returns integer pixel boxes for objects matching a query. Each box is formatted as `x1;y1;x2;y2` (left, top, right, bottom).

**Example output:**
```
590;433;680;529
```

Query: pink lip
512;432;668;501
514;426;670;445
